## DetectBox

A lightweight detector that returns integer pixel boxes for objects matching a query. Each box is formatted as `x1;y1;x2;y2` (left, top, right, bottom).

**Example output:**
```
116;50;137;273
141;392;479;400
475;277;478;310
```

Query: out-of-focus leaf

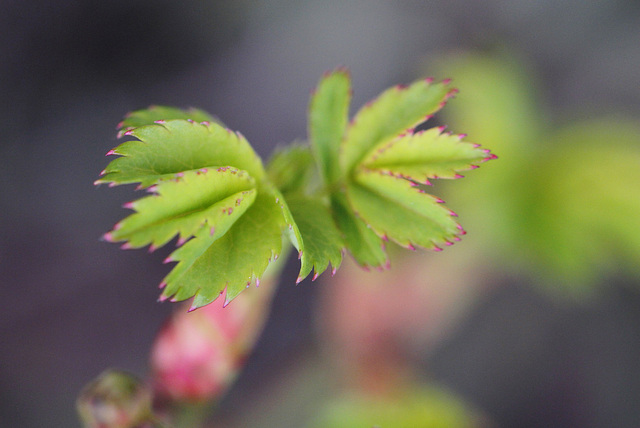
309;69;351;186
312;385;479;428
521;119;640;288
97;120;265;188
434;52;640;294
431;53;543;161
361;127;492;184
347;170;462;250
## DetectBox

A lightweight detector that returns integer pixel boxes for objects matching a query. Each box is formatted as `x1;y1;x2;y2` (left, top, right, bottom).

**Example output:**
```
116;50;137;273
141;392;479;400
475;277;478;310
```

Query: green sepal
309;69;351;186
331;192;388;269
361;127;492;184
160;186;286;310
117;105;220;137
285;194;344;282
105;167;257;250
347;170;462;250
97;120;265;188
340;78;454;175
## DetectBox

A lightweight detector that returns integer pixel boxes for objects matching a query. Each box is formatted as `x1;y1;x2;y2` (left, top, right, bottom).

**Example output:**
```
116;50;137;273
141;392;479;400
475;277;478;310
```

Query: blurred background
2;0;640;427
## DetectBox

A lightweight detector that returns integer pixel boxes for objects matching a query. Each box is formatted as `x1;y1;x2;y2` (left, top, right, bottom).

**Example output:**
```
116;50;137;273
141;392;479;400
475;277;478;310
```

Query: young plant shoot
96;69;495;310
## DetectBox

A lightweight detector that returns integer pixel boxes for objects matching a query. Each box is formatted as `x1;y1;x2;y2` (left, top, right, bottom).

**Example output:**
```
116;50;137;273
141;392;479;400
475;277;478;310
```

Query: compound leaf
340;78;455;175
285;194;344;282
309;69;351;186
347;170;462;250
97;120;265;188
105;167;256;250
160;187;286;310
361;127;494;184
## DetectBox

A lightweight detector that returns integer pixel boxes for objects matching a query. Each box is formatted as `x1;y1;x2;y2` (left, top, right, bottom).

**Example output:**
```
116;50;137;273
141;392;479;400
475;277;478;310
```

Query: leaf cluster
97;74;494;309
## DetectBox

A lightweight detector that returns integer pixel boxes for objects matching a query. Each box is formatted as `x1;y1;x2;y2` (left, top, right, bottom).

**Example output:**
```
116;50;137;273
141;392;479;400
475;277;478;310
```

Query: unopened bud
76;369;153;428
150;279;275;403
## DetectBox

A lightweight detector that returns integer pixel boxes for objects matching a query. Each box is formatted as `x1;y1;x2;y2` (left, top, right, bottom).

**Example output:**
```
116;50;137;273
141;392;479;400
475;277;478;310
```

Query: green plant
85;68;495;427
96;69;494;310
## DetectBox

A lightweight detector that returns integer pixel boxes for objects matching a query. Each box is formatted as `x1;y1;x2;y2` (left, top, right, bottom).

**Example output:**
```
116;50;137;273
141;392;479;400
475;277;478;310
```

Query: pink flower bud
76;370;153;428
150;280;275;403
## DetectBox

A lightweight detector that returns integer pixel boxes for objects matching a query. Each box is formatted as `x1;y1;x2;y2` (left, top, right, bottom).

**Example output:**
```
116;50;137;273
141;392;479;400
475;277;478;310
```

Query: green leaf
340;78;454;175
313;385;478;428
331;192;388;269
361;127;493;184
266;143;316;195
347;170;462;250
432;52;543;160
518;120;640;289
105;167;257;250
160;187;286;310
97;120;265;188
309;69;351;186
285;194;344;282
117;105;219;136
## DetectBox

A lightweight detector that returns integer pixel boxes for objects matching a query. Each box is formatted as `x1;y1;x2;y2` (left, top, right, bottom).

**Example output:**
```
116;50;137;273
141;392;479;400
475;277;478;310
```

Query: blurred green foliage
312;385;479;428
432;52;640;295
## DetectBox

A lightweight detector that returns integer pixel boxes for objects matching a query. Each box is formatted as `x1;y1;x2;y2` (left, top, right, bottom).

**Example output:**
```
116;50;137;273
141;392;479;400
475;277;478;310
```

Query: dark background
2;1;640;427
